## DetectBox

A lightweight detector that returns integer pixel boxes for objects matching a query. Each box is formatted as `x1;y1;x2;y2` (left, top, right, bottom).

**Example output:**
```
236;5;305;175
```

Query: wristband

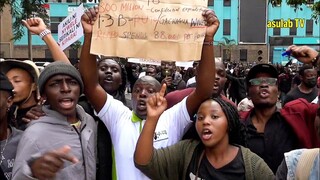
203;41;214;46
39;29;51;39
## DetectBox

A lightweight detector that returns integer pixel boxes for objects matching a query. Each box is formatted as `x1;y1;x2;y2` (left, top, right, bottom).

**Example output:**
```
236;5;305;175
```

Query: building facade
0;0;319;64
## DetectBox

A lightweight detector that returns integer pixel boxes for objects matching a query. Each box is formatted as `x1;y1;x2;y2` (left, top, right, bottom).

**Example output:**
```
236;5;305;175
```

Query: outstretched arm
134;84;167;165
286;45;319;66
79;6;107;112
22;18;69;63
186;10;220;117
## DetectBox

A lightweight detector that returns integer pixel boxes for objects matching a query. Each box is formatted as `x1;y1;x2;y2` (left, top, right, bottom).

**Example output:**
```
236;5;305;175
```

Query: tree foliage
269;0;320;21
218;37;236;60
0;0;49;40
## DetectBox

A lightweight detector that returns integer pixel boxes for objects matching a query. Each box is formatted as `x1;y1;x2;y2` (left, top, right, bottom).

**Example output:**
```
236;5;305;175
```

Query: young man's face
98;59;123;94
43;74;80;117
161;61;175;77
248;73;278;108
6;68;35;104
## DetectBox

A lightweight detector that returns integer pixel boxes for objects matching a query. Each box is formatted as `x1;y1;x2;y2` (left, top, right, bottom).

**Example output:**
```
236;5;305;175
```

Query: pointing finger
159;83;166;97
54;146;79;164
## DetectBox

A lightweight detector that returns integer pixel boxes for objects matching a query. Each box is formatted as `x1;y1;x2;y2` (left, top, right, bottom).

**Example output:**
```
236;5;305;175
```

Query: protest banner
91;0;208;61
58;4;84;50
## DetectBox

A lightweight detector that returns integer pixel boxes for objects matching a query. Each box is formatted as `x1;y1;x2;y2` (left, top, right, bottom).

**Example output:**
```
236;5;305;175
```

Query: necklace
0;130;9;165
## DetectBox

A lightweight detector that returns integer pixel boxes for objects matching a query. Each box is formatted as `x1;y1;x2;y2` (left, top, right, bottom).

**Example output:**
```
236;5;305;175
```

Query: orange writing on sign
91;0;208;61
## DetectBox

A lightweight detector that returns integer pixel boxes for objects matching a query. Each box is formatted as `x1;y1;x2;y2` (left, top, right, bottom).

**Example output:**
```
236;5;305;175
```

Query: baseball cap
246;64;278;86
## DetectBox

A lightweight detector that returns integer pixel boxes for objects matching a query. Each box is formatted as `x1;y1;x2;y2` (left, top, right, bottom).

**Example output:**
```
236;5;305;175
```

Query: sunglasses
249;78;277;86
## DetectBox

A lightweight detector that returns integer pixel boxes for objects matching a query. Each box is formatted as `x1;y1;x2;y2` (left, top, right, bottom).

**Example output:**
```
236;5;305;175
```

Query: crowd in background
0;6;319;180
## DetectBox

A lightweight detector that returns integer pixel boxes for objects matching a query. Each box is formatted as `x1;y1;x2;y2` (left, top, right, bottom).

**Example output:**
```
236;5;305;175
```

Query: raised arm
22;18;69;63
286;45;319;66
134;84;167;165
79;6;107;112
186;10;220;117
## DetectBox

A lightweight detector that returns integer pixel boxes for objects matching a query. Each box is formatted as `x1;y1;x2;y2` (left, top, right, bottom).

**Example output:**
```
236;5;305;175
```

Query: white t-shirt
186;76;196;87
97;94;192;180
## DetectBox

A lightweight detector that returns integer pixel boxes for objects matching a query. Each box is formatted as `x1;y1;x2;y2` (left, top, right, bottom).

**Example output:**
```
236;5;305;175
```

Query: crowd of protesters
0;5;319;180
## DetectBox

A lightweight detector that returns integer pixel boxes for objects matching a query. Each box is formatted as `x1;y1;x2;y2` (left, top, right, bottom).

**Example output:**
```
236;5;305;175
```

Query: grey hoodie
12;105;97;180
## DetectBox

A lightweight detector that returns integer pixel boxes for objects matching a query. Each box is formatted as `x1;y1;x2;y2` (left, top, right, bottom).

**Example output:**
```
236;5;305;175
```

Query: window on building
50;17;65;34
273;19;281;35
208;0;214;6
66;0;73;2
224;0;231;6
289;19;296;36
240;49;247;61
306;19;313;36
223;19;231;35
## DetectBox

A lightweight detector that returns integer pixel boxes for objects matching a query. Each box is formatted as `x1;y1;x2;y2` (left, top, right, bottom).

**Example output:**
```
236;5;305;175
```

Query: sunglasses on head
249;78;277;86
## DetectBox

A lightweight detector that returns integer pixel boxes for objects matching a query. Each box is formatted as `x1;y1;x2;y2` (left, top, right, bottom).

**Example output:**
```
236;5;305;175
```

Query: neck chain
0;129;9;165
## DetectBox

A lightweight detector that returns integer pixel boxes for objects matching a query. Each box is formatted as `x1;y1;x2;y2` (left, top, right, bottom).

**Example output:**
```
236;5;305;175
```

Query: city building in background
0;0;319;64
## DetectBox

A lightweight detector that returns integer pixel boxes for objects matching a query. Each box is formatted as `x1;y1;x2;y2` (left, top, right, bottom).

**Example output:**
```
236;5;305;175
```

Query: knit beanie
38;61;83;94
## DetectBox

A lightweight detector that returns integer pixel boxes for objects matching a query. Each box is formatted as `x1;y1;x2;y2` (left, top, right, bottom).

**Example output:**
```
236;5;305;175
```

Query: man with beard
79;6;219;180
282;64;318;106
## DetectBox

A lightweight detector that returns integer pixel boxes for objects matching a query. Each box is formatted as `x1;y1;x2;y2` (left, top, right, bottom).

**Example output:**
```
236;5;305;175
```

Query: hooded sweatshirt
12;105;97;180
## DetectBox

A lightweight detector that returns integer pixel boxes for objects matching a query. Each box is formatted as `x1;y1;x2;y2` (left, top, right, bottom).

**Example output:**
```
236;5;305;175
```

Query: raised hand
22;17;47;35
147;84;167;120
202;9;220;39
81;5;99;34
286;45;319;64
31;146;78;179
161;76;173;87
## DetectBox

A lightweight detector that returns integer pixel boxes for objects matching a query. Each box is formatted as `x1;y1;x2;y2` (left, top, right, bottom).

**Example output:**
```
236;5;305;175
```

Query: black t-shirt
186;144;245;180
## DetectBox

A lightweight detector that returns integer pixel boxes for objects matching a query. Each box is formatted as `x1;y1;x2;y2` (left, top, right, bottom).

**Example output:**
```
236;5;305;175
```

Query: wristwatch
39;29;51;39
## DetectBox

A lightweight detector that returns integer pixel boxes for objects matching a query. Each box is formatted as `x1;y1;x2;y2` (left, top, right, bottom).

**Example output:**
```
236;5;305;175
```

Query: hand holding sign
202;9;220;40
81;5;99;34
91;0;210;61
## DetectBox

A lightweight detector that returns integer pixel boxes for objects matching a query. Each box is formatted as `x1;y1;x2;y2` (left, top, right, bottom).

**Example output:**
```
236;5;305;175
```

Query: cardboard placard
91;0;208;61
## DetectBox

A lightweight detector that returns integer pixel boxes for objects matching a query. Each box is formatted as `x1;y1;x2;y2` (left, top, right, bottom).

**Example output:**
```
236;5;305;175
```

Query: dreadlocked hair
211;97;243;145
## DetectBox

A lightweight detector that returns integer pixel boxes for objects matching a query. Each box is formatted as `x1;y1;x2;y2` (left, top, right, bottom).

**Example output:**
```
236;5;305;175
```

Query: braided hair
212;97;243;145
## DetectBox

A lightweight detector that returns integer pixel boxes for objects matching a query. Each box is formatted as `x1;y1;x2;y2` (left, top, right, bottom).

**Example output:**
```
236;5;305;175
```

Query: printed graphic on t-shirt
189;172;204;180
153;130;168;142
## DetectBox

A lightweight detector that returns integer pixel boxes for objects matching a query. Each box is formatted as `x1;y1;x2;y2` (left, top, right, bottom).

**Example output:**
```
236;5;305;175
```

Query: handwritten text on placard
91;0;208;61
